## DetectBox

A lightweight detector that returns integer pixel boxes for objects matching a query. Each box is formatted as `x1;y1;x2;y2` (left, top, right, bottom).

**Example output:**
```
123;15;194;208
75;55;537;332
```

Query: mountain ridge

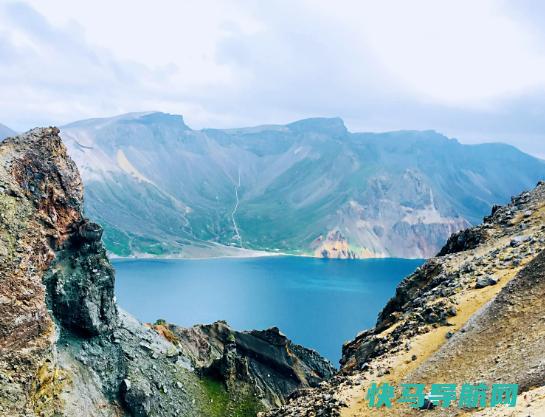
59;111;545;259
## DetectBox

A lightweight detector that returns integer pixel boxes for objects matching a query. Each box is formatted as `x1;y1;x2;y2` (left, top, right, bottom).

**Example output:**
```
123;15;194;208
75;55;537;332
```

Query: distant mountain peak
287;117;347;136
63;111;190;131
128;112;189;129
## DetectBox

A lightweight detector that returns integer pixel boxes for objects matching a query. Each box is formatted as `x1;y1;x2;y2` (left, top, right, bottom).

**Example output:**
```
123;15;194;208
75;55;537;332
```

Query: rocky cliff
266;182;545;416
0;128;333;417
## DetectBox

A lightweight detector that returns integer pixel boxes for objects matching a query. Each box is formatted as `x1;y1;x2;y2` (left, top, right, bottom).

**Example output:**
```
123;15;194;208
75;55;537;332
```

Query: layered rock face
156;321;335;408
267;183;545;416
0;128;333;417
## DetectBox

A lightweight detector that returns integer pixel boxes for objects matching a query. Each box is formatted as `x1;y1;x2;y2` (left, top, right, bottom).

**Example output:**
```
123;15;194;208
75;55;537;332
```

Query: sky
1;0;545;157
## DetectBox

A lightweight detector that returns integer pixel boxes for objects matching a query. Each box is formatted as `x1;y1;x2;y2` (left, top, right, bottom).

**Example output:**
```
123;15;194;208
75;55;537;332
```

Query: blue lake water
113;256;423;364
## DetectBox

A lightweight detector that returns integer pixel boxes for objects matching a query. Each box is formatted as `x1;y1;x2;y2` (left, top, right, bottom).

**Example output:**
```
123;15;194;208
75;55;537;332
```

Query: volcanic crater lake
113;256;424;364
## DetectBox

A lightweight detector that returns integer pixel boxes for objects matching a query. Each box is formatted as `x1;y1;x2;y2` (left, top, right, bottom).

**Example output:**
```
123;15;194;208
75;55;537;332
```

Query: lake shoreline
109;249;286;261
108;249;426;262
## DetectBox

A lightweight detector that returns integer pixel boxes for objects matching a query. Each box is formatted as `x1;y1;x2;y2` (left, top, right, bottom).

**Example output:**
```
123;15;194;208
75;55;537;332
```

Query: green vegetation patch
101;225;132;256
199;376;264;417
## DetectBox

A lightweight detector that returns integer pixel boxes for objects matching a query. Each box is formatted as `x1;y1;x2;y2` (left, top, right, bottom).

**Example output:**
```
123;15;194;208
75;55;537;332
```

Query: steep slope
61;112;545;259
0;124;15;140
266;181;545;416
0;128;333;417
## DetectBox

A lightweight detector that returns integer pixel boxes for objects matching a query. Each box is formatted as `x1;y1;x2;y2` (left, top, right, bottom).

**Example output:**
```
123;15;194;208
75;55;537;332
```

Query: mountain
0;123;15;139
3;127;542;417
266;181;545;416
60;112;545;258
0;128;333;417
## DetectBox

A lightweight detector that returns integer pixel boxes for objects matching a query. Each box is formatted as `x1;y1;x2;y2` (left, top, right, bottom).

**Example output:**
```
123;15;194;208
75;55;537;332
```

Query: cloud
0;1;216;129
0;3;136;126
1;0;545;156
344;0;545;105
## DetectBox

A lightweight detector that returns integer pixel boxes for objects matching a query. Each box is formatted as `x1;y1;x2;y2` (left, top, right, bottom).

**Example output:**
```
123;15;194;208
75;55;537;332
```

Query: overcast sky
2;0;545;156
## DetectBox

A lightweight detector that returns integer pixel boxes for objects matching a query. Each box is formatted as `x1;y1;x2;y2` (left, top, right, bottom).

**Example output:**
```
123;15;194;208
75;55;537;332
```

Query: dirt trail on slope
400;250;545;417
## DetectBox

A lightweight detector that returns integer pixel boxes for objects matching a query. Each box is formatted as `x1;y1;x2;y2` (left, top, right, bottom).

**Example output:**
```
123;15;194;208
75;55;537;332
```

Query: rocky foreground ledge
0;128;334;417
266;184;545;415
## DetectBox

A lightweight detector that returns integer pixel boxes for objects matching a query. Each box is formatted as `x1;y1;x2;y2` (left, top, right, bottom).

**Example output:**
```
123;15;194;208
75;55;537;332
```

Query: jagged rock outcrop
151;321;335;408
44;218;117;336
436;226;489;256
266;182;545;416
0;128;334;417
